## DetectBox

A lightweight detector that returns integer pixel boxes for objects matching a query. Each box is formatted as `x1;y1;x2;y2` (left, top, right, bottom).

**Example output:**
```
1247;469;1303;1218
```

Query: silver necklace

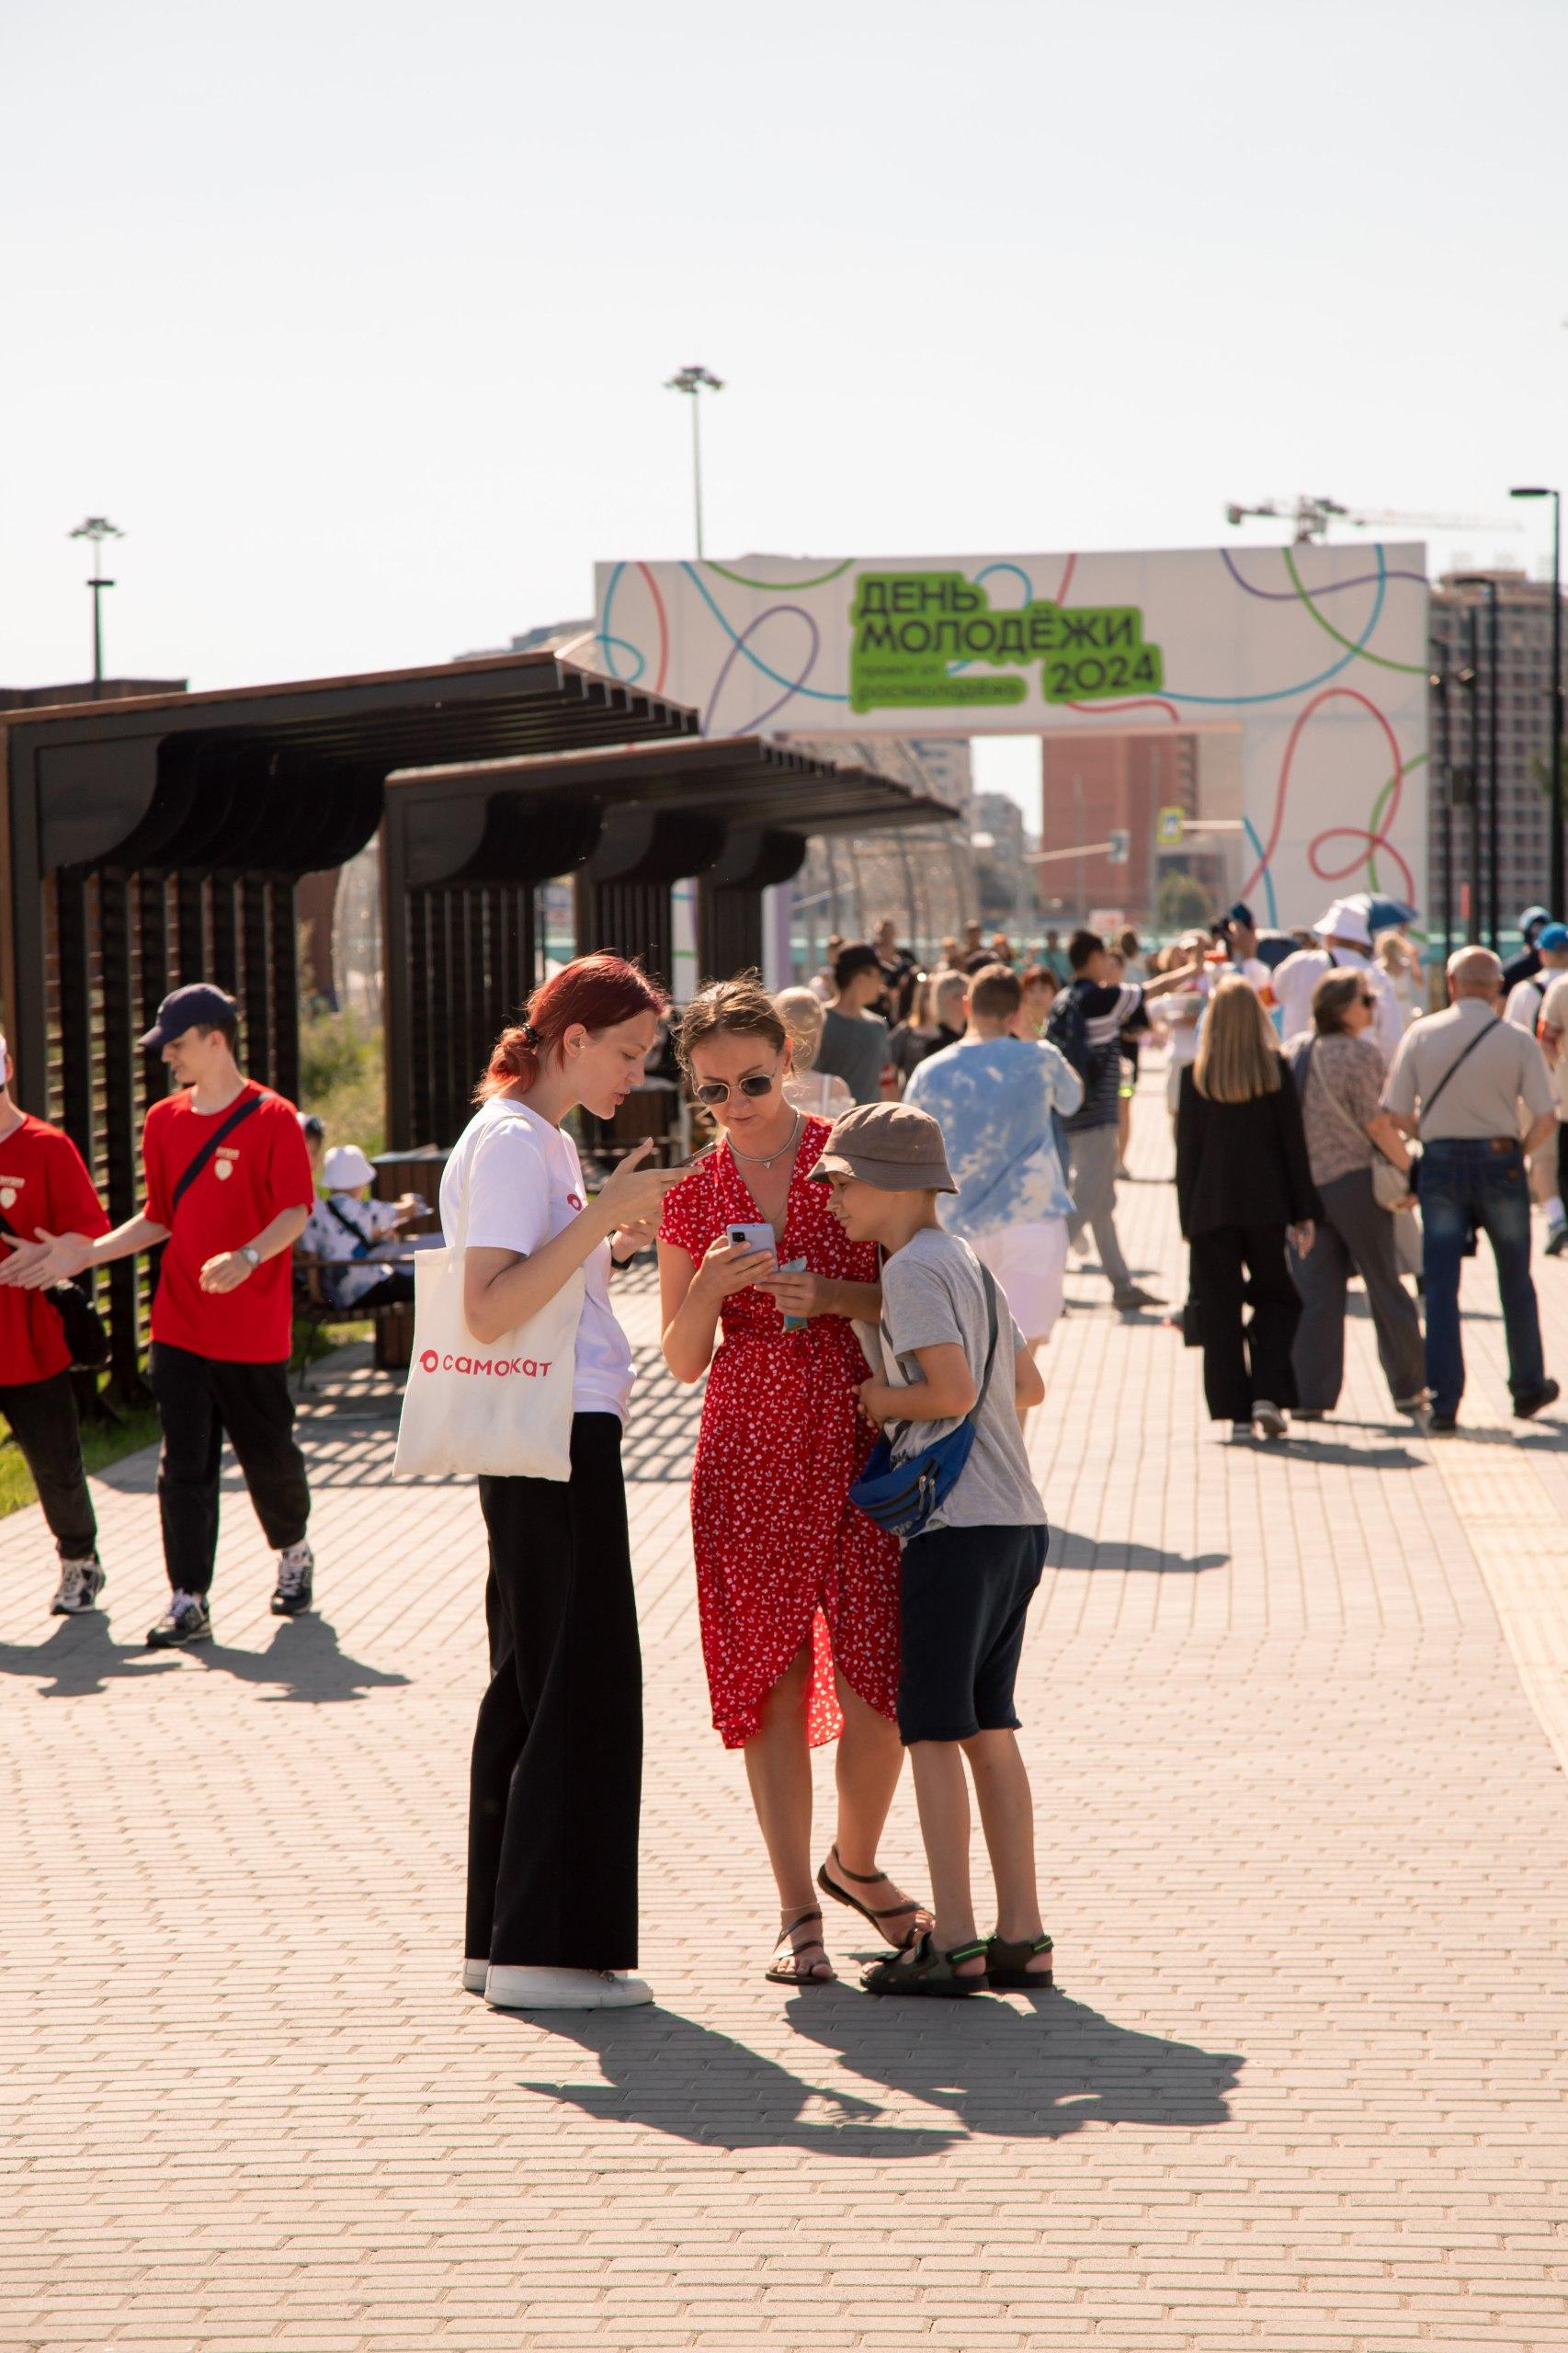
726;1108;802;1170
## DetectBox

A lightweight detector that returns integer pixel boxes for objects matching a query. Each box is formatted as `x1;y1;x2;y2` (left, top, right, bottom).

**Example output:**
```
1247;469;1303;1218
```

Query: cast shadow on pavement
0;1609;407;1704
509;1995;1242;2158
1051;1528;1228;1574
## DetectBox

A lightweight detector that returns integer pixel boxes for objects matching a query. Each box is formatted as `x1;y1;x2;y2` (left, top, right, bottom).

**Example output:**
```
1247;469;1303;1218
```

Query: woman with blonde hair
774;986;855;1119
1175;975;1319;1440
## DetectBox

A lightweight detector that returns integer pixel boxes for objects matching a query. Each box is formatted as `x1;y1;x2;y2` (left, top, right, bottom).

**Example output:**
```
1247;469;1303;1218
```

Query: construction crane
1223;494;1519;545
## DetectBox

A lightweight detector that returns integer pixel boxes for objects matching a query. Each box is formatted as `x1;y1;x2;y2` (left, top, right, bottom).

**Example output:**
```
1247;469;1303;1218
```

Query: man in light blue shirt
905;962;1083;1353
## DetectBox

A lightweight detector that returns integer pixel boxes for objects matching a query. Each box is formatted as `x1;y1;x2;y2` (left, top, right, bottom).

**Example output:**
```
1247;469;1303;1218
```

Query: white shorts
971;1218;1069;1346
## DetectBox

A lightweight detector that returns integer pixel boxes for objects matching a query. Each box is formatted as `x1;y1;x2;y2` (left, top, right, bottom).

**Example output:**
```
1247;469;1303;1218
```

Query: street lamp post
68;516;125;695
1509;485;1563;919
665;365;723;559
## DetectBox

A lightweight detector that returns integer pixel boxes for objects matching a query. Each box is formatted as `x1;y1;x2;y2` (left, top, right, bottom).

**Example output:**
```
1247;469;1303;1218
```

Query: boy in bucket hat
0;983;318;1644
301;1143;428;1313
807;1103;1054;1998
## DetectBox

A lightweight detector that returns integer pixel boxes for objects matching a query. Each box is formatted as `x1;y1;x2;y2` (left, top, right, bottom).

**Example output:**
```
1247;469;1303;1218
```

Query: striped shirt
1064;980;1144;1131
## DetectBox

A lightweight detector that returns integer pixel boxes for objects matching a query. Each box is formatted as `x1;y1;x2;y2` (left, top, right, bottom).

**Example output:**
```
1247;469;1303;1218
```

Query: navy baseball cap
1539;923;1568;953
139;983;240;1051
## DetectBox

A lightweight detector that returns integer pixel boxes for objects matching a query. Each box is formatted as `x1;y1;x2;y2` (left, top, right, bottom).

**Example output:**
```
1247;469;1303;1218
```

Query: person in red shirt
2;984;316;1647
0;1031;113;1614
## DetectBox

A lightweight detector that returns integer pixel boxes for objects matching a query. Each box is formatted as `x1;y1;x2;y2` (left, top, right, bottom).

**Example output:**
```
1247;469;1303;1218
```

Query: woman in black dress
1176;976;1320;1441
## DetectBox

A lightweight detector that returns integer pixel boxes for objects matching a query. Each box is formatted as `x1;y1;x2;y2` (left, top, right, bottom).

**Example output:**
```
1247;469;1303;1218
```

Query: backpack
1045;983;1096;1085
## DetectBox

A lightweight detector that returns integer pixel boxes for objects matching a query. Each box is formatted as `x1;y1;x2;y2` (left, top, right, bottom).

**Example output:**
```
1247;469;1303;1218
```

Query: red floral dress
659;1116;903;1749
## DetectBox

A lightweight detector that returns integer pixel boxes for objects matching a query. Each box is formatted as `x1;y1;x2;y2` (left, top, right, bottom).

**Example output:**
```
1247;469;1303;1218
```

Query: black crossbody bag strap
323;1196;373;1258
169;1090;265;1215
1417;1018;1501;1136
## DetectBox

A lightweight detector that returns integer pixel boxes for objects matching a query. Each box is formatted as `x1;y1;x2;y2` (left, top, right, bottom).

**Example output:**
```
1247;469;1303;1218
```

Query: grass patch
299;1006;384;1158
0;1402;162;1524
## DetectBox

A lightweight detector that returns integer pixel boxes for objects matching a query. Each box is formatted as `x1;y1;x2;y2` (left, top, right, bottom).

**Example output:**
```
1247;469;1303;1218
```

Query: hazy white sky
5;0;1567;816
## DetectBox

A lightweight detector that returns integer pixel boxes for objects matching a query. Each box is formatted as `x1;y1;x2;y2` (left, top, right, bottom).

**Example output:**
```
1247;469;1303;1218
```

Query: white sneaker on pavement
51;1558;106;1615
461;1959;489;1994
1253;1400;1288;1440
485;1964;653;2011
270;1540;314;1617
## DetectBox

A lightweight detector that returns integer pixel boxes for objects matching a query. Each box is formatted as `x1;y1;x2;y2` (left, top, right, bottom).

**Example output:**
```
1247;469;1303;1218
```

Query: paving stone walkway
2;1075;1566;2352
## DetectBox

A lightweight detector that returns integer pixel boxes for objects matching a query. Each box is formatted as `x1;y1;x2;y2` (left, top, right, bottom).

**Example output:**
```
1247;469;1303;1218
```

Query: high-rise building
1038;732;1201;924
1429;571;1563;934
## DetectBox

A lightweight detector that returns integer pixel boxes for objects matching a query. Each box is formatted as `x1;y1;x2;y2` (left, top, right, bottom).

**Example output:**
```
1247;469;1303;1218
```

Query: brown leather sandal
817;1845;931;1952
765;1906;835;1986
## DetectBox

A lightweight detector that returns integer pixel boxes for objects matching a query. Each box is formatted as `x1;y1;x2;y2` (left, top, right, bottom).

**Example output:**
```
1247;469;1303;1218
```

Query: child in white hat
301;1144;427;1311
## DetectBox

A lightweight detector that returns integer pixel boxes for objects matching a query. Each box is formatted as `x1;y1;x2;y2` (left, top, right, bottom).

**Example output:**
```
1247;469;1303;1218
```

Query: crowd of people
1;883;1564;2014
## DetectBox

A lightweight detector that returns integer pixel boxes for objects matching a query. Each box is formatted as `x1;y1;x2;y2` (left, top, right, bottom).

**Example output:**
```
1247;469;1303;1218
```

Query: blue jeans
1419;1140;1544;1412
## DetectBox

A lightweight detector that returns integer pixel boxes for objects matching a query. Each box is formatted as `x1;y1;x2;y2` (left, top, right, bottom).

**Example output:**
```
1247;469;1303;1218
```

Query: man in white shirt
1272;901;1403;1063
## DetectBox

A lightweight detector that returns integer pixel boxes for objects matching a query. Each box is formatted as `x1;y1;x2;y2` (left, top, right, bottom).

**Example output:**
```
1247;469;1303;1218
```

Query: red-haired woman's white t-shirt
438;1096;633;1425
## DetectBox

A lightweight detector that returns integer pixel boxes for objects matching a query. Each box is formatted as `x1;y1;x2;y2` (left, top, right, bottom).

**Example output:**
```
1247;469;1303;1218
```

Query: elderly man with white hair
1382;946;1559;1433
1271;900;1404;1063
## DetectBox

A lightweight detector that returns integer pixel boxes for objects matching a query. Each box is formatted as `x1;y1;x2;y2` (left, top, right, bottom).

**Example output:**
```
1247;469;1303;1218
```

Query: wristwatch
239;1245;261;1268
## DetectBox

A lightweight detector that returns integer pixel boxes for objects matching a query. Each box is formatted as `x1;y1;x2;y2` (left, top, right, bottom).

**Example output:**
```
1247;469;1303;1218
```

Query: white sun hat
323;1143;377;1190
1313;900;1371;949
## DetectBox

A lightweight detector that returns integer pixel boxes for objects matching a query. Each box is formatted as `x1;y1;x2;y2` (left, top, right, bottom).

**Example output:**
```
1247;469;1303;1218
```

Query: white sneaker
1253;1400;1288;1440
51;1557;106;1615
485;1964;653;2011
270;1541;313;1617
461;1959;489;1994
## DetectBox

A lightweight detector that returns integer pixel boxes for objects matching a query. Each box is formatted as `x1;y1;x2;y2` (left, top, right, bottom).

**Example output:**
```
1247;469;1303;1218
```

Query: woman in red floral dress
660;977;927;1985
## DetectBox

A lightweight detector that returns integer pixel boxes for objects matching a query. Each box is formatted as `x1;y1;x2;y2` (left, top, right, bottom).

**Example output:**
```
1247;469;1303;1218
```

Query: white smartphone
727;1222;776;1261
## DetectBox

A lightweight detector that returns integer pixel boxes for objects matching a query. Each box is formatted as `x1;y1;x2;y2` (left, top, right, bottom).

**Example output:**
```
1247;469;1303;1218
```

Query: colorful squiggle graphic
592;543;1426;914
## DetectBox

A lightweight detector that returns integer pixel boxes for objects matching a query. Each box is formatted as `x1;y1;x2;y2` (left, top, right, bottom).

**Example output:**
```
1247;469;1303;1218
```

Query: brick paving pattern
2;1076;1566;2352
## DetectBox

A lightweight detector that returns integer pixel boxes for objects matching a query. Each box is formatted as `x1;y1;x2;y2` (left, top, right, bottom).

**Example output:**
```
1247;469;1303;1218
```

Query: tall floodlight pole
68;516;125;695
1510;486;1563;918
665;365;723;559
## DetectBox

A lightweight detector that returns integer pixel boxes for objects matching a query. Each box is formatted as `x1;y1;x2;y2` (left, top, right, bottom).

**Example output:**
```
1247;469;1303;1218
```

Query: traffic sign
1107;828;1130;865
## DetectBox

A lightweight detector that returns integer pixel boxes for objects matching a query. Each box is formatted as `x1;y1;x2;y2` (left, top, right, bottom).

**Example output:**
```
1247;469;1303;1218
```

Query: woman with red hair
440;954;686;2013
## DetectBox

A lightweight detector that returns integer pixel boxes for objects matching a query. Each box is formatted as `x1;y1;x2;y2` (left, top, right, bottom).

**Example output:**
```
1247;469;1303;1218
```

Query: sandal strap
779;1906;824;1938
870;1898;922;1923
947;1939;991;1965
990;1931;1053;1957
826;1845;886;1887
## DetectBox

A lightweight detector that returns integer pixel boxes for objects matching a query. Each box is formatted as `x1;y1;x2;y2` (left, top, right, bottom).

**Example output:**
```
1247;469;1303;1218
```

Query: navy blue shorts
896;1520;1049;1745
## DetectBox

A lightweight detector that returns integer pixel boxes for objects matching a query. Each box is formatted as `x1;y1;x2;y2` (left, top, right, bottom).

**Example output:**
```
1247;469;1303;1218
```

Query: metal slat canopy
0;650;698;1394
379;733;960;1145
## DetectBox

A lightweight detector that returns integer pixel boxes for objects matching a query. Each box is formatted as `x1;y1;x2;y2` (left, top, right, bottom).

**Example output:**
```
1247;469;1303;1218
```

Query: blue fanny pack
848;1264;1001;1539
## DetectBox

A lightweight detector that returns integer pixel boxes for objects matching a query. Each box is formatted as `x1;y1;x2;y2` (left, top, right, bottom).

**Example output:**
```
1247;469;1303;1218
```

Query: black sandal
817;1844;931;1953
861;1928;990;1997
986;1932;1055;1989
765;1906;835;1986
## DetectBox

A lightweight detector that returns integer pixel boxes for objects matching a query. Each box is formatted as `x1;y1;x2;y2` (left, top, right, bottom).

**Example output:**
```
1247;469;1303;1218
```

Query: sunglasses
693;1071;778;1106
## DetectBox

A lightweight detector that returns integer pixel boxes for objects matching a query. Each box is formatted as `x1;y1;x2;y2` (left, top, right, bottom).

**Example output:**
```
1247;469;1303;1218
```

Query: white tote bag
392;1170;585;1482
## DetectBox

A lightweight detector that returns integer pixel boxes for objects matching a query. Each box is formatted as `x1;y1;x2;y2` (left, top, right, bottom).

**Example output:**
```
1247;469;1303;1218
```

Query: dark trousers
349;1268;415;1311
469;1414;642;1971
148;1342;311;1595
0;1371;97;1559
1290;1167;1427;1410
1189;1224;1301;1423
1418;1141;1544;1412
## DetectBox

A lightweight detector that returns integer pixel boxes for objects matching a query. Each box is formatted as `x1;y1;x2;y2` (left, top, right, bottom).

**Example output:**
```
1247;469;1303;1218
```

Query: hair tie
518;1020;540;1049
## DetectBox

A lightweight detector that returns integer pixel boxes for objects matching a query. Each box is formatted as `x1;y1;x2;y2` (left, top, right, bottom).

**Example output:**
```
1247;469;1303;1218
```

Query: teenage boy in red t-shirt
2;984;316;1647
0;1030;113;1613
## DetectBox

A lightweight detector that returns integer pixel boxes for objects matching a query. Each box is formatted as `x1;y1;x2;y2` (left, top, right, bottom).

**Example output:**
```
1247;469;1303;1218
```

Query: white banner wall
591;544;1429;929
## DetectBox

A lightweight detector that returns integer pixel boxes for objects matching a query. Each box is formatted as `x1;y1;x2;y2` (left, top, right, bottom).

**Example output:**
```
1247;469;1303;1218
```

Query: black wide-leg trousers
468;1414;642;1971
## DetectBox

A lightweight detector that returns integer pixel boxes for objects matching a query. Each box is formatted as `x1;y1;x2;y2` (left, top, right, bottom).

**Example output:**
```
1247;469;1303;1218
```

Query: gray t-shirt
1381;1000;1554;1141
879;1226;1046;1532
816;1006;892;1104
